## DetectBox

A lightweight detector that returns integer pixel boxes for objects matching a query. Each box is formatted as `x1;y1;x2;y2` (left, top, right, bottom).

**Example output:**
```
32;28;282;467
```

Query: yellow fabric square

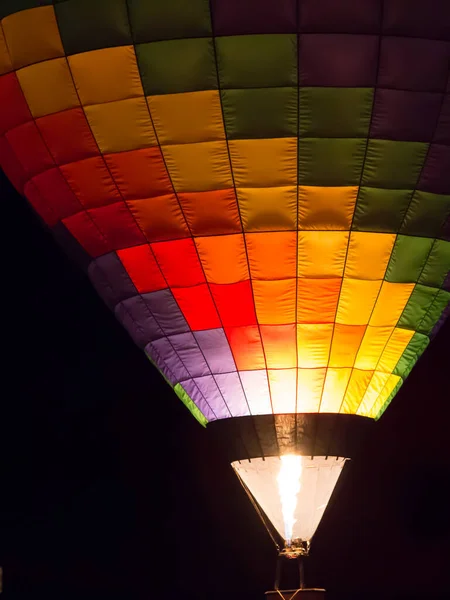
85;97;156;154
298;231;349;277
195;234;248;284
320;368;352;413
229;138;297;187
298;186;357;230
163;140;232;192
341;369;374;414
354;326;393;370
238;186;297;231
0;26;12;75
336;278;382;325
3;6;64;70
369;281;415;326
246;232;297;280
356;372;390;416
345;232;395;280
252;279;296;325
17;58;79;118
297;324;333;368
68;46;143;106
268;369;297;414
368;375;401;418
297;368;326;413
147;90;225;145
378;327;415;374
329;324;366;368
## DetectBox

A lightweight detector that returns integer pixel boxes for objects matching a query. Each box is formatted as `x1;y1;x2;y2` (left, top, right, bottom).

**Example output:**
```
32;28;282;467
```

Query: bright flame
276;454;302;544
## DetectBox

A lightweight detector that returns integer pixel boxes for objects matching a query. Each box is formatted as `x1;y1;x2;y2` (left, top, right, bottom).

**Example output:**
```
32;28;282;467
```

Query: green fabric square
375;379;403;420
216;34;297;89
418;240;450;288
137;38;217;95
0;0;52;19
299;87;373;138
299;138;365;186
419;290;450;335
221;87;297;139
362;140;428;189
385;235;434;283
397;284;438;331
128;0;211;43
393;332;429;378
55;0;132;56
174;383;208;427
401;191;450;237
352;187;412;233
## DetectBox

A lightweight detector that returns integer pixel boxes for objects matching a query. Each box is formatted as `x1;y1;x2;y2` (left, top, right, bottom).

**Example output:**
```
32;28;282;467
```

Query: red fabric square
211;281;257;327
117;244;166;293
30;167;80;221
6;120;53;178
63;211;111;257
104;147;172;200
60;156;122;209
0;73;31;135
172;284;221;331
225;325;265;370
36;108;99;165
152;238;205;287
24;180;58;226
89;202;145;251
0;137;27;193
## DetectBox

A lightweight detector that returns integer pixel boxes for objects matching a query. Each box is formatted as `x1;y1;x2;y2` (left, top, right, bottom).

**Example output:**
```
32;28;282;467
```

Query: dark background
1;168;449;600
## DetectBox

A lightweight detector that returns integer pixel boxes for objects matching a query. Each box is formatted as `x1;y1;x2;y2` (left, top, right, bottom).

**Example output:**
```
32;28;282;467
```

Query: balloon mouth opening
280;538;310;559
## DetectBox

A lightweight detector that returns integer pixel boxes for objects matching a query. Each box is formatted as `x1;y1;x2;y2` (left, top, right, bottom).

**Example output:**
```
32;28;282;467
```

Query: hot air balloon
1;0;449;596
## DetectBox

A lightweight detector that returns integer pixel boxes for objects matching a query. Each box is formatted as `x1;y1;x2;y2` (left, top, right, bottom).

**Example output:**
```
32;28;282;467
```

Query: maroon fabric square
434;95;450;145
299;0;380;33
211;0;296;35
383;0;450;39
418;144;450;194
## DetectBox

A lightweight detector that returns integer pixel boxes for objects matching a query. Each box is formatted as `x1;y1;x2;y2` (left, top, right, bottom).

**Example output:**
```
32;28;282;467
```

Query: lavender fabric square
169;332;211;378
88;252;137;310
193;375;231;419
148;338;190;384
142;289;189;336
180;379;218;422
215;372;251;417
115;295;164;349
194;328;236;374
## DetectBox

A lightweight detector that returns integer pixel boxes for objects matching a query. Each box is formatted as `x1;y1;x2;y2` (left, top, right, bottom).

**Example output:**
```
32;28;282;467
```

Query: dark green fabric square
299;87;373;138
393;332;429;378
418;240;450;288
137;38;217;95
353;188;412;233
420;290;450;335
128;0;211;43
216;34;297;89
55;0;132;55
362;140;428;189
397;284;438;331
299;138;365;186
401;191;450;238
0;0;51;19
221;87;297;139
385;235;434;283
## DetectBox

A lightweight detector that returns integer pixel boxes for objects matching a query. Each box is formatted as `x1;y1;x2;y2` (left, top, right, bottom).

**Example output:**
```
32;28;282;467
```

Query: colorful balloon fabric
1;1;449;427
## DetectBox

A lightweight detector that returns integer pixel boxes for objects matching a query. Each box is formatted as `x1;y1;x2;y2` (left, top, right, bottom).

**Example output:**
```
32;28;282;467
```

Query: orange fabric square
297;278;341;324
195;234;249;284
128;194;190;242
329;324;367;368
172;284;221;331
246;232;297;280
105;147;172;201
88;202;145;251
298;186;357;230
117;244;166;293
211;281;256;327
252;279;296;325
151;238;205;287
179;189;242;236
298;231;349;277
36;108;99;165
268;369;297;414
297;324;334;368
60;157;121;209
225;325;266;370
260;324;297;369
63;210;111;257
6;120;53;178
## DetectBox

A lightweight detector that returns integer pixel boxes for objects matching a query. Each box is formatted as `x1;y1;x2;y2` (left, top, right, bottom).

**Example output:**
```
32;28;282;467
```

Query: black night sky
1;168;450;600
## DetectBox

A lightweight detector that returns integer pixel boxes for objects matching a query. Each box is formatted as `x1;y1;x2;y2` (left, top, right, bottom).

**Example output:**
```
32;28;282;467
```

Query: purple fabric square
444;273;450;293
169;332;211;378
383;0;450;39
211;0;296;35
115;295;164;349
442;215;450;241
434;95;450;145
215;372;251;417
180;379;218;422
148;338;190;384
430;299;450;339
88;252;137;310
299;0;380;33
299;34;378;86
371;89;441;142
378;37;449;92
193;375;231;419
194;328;236;374
142;289;189;336
418;145;450;194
